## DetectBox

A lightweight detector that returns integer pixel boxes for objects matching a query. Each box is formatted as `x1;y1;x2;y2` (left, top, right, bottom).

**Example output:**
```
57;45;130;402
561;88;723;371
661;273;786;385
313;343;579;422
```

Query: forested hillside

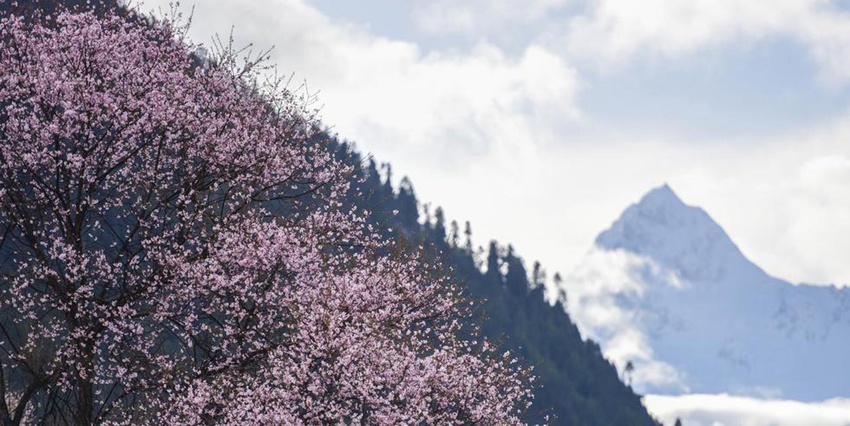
332;141;659;425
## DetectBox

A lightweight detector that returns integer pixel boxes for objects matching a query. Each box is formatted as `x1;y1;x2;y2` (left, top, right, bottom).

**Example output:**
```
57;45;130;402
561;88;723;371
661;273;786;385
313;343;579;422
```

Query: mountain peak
595;185;747;281
566;186;850;402
640;183;682;206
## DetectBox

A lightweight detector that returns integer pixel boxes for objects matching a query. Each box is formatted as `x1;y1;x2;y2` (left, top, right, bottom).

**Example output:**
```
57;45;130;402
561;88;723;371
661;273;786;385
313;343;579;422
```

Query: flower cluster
0;7;531;425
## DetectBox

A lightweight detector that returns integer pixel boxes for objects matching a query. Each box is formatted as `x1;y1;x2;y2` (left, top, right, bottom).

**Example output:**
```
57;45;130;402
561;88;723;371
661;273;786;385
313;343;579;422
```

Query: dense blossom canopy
0;7;531;425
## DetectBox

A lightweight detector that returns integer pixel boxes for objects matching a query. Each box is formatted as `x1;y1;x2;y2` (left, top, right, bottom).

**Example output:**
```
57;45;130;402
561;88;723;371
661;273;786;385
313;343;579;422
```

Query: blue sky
142;0;850;288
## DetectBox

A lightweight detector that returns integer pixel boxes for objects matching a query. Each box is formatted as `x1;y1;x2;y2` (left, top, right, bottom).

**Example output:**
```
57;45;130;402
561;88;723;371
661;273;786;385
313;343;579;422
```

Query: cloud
564;0;808;58
560;247;687;392
643;393;850;426
412;0;569;35
562;0;850;84
409;0;850;85
136;1;592;294
669;125;850;286
785;155;850;283
141;0;580;171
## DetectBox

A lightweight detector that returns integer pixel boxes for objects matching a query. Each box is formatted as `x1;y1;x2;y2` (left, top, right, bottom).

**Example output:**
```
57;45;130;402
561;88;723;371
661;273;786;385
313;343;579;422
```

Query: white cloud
669;122;850;286
137;0;590;295
407;0;850;84
141;0;580;171
413;0;569;35
565;0;807;58
562;0;850;84
644;393;850;426
560;247;687;392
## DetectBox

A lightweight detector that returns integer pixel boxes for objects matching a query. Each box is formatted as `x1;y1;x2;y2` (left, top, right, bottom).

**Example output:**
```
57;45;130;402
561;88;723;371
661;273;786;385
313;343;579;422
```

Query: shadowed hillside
331;140;659;425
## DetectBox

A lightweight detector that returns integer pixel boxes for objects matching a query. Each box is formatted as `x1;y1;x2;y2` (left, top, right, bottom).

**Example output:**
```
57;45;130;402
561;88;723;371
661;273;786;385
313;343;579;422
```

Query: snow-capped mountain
557;184;850;400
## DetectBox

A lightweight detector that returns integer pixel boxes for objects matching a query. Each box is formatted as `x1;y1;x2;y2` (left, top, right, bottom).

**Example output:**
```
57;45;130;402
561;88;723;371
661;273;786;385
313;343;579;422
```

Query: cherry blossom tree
0;7;532;425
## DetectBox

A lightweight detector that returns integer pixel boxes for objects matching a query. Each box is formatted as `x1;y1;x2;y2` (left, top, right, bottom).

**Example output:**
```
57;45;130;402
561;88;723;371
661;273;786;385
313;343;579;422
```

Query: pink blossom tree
0;7;532;425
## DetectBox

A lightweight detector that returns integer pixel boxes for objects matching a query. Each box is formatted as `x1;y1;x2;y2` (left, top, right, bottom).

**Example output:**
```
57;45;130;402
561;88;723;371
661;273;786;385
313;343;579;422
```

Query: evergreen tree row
333;141;660;425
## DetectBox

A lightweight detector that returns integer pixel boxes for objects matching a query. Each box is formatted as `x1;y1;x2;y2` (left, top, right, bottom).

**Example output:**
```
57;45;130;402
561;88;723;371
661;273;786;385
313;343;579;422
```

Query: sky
138;0;850;289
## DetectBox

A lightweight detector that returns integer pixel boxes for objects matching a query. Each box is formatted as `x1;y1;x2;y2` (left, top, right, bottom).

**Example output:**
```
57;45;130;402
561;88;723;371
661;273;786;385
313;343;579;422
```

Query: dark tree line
331;142;660;425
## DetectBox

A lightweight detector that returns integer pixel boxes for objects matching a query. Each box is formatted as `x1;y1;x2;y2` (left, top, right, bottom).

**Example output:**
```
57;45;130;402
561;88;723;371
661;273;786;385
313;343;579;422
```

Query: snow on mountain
557;184;850;401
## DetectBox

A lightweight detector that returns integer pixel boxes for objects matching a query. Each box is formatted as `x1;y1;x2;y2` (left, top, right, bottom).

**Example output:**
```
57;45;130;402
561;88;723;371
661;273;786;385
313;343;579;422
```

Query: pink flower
0;6;532;425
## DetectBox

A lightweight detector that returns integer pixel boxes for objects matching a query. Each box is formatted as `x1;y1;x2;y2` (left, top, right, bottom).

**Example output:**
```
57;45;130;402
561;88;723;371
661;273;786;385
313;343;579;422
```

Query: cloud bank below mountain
644;394;850;426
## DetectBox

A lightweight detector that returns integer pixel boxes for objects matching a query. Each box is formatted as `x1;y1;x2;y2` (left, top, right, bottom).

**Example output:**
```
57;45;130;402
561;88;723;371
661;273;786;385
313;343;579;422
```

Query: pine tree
434;206;448;243
396;176;419;231
532;261;546;289
449;220;460;248
464;220;474;253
